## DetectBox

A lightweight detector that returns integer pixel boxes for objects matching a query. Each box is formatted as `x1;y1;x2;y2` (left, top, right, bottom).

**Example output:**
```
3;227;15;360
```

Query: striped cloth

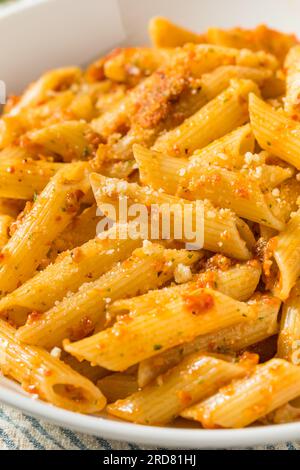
0;402;299;450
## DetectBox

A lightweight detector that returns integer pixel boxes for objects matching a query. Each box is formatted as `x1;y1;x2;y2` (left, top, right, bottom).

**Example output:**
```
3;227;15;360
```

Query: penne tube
200;65;271;101
206;25;297;63
181;359;300;428
107;258;262;326
266;398;300;424
61;352;108;383
132;152;286;230
249;93;300;169
153;79;260;157
133;144;188;195
3;19;300;426
50;204;99;256
91;45;277;140
138;294;280;387
267;210;300;300
0;198;24;218
4;91;76;133
278;281;300;362
64;287;259;371
0;227;142;318
0;158;62;200
92;66;270;164
103;47;175;85
278;176;300;222
8;67;81;116
261;74;286;99
0;114;26;149
0;68;82;141
176;165;285;230
98;159;139;180
284;45;300;118
133;125;255;191
148;17;206;47
86;48;174;87
98;372;138;403
17;244;200;348
259;224;278;241
188;123;255;169
0;319;105;413
90;173;255;260
0;162;90;296
24;121;100;162
108;353;253;425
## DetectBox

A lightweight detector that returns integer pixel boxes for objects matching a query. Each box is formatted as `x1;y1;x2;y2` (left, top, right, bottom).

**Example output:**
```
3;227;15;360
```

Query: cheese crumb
142;239;154;255
272;188;280;197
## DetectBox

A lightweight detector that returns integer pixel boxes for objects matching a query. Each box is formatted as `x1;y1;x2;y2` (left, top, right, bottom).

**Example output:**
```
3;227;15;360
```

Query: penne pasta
91;45;277;141
266;398;300;424
61;352;108;384
284;45;300;118
149;17;206;47
98;372;138;403
278;281;300;362
1;17;300;428
24;121;100;162
249;93;300;169
0;227;142;319
266;210;300;300
0;158;62;200
64;287;259;371
176;165;285;230
138;294;279;387
153;79;260;157
206;25;297;63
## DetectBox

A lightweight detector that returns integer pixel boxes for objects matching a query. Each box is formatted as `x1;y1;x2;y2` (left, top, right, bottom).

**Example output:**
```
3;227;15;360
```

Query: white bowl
1;0;300;449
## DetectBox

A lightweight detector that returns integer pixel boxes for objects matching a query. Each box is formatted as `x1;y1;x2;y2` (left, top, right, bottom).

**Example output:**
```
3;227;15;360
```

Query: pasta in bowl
0;16;300;437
